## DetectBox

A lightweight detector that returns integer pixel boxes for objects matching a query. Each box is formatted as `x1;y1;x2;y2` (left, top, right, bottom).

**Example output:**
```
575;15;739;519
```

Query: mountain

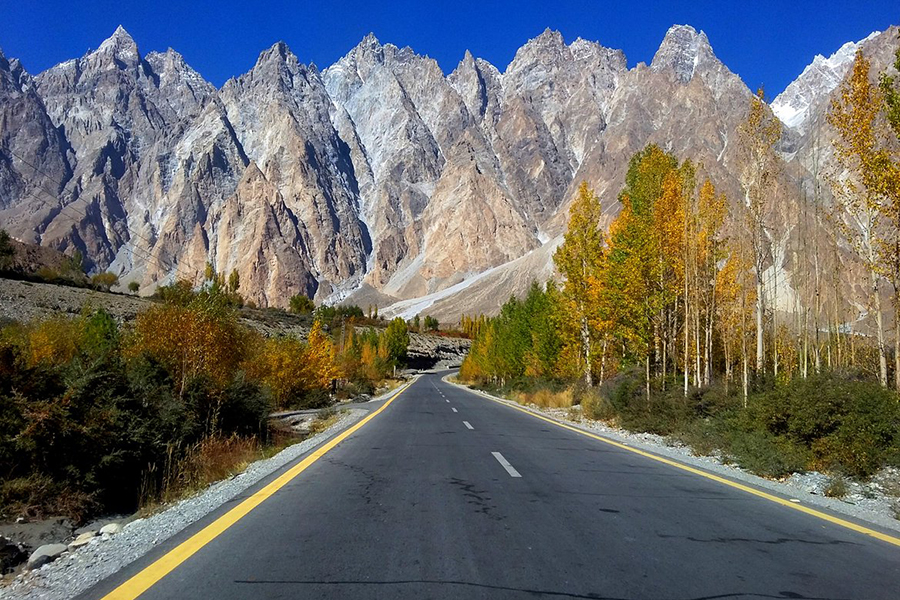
771;32;880;134
0;24;898;319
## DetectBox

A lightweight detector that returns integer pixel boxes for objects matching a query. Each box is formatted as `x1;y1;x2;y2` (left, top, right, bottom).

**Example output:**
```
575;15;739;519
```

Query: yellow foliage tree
828;50;893;386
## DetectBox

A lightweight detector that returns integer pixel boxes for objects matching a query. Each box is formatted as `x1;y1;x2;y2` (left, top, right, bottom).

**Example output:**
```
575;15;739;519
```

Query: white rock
99;523;122;535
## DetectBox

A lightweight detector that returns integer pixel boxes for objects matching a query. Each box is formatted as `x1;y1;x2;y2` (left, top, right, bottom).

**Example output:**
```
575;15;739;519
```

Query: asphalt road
80;372;900;600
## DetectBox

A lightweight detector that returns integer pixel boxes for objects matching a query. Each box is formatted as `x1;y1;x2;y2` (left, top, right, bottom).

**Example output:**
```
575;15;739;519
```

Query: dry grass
511;388;574;409
138;410;347;514
139;435;262;511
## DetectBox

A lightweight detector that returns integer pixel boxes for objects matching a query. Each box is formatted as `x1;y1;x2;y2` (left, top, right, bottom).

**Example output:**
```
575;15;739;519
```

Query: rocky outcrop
1;24;898;318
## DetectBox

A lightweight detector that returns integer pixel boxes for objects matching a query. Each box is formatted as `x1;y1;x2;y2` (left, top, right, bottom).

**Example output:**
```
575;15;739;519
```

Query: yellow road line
101;383;412;600
457;381;900;549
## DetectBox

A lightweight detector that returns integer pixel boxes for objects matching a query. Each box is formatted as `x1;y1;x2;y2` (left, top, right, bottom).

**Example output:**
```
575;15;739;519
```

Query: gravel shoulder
444;375;900;538
0;406;375;600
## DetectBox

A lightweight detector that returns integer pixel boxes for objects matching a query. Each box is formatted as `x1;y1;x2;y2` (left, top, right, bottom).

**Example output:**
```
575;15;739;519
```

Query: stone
68;531;97;549
99;523;122;535
26;543;67;570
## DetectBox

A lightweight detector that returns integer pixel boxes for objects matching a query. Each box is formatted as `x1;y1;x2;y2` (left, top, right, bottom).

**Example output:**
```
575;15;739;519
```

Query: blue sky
1;1;897;96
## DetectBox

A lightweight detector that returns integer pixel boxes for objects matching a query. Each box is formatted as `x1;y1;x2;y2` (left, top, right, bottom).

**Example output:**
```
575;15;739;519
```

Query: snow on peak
772;30;881;132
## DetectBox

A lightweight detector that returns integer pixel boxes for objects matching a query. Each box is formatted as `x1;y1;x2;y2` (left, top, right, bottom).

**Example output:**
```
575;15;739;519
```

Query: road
80;372;900;600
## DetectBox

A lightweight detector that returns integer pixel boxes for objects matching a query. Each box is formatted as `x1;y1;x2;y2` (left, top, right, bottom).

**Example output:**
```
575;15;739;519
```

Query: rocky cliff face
1;24;897;318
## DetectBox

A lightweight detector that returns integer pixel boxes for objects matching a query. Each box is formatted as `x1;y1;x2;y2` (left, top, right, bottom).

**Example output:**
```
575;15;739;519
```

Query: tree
306;320;340;389
0;230;13;270
828;50;893;386
289;294;316;314
424;315;440;331
382;318;409;368
879;37;900;391
128;281;140;294
554;182;607;386
737;88;782;375
228;270;240;294
91;272;119;292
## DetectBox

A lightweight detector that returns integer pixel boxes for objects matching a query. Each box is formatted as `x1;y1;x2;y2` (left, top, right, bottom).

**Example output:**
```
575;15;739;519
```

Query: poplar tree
554;182;607;386
737;88;782;376
828;50;893;387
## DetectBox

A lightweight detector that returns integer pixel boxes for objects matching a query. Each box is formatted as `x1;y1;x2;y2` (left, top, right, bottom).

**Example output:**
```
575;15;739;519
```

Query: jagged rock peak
95;25;140;63
256;41;295;65
771;30;881;131
651;24;714;83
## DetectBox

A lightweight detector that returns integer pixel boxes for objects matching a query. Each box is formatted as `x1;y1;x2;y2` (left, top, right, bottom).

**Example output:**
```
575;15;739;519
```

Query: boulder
27;543;67;570
68;531;97;549
99;523;122;535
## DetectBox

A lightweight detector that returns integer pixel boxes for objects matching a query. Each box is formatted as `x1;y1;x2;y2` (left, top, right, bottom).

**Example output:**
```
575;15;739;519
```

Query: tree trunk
581;313;592;387
873;269;888;387
756;273;765;374
645;354;651;402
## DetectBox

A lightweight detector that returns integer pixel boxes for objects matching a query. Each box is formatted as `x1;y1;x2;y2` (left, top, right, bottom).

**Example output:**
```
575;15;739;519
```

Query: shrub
824;475;849;498
91;271;119;291
723;429;810;479
745;374;900;477
128;281;140;293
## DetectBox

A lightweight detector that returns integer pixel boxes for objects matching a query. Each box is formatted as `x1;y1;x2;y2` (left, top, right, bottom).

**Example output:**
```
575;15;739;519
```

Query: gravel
445;377;900;536
0;407;370;600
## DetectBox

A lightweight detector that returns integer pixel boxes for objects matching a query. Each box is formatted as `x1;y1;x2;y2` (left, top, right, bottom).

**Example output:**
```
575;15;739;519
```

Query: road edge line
100;381;413;600
443;375;900;549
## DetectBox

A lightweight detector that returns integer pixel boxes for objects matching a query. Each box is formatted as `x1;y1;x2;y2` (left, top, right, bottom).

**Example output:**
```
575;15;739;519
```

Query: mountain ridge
0;23;897;321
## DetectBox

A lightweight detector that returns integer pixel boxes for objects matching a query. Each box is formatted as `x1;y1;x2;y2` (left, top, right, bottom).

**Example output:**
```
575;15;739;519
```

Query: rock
99;523;122;535
68;531;97;549
0;536;26;574
26;543;68;570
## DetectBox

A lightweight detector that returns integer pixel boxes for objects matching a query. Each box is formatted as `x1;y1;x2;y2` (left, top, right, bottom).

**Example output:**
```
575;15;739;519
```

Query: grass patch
511;387;574;409
308;407;344;435
824;475;850;499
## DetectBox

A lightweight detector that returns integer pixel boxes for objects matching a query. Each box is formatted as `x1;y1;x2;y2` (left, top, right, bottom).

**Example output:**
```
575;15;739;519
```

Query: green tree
423;315;439;331
289;294;316;314
381;318;409;367
128;281;140;294
0;230;14;270
228;270;240;294
554;182;607;386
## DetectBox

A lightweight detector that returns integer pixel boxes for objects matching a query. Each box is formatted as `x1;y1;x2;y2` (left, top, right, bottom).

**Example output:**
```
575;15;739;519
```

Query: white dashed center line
463;421;474;430
451;407;458;413
491;452;521;478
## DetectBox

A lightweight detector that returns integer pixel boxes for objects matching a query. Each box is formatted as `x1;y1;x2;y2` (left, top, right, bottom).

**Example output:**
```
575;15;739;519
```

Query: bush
824;475;849;498
0;304;275;521
744;374;900;477
91;271;119;291
723;428;810;479
128;281;140;293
